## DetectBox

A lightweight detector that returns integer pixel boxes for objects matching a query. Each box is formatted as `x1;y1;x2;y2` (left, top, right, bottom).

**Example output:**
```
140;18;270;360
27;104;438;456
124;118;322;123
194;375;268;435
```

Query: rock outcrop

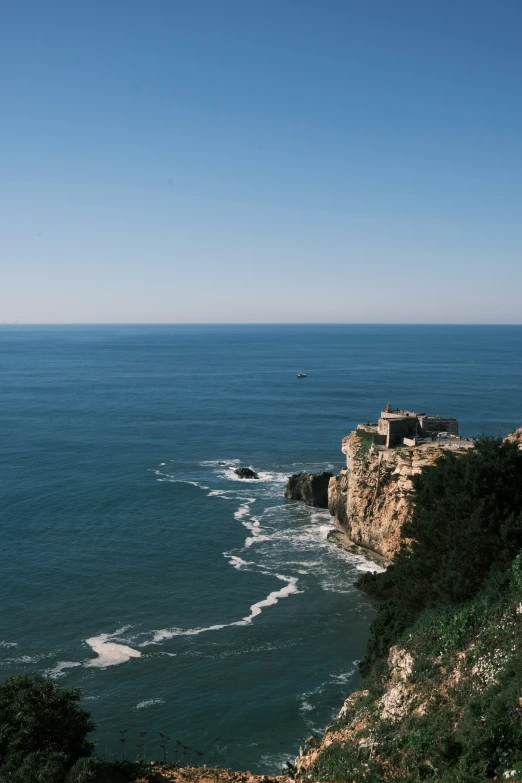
235;467;259;479
505;426;522;447
284;471;333;508
328;430;474;560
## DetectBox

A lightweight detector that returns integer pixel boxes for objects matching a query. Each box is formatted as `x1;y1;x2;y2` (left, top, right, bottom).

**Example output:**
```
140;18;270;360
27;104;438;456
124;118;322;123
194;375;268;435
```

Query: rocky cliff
327;429;474;560
284;471;333;508
296;432;522;783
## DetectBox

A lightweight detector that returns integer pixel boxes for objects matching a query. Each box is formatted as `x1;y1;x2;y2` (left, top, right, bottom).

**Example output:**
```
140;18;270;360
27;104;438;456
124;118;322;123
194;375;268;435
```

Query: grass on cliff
309;558;522;783
305;436;522;783
357;436;522;673
354;429;374;460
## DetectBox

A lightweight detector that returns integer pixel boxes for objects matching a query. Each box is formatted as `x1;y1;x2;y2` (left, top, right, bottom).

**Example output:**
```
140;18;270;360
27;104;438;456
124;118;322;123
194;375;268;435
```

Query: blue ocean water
1;324;522;772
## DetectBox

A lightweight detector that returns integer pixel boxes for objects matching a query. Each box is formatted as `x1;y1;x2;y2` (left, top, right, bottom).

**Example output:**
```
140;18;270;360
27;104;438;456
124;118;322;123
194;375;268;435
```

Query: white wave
282;560;321;567
200;459;241;467
136;698;165;709
159;462;166;466
234;503;254;519
6;653;53;664
208;489;233;497
355;559;385;573
150;623;229;643
255;470;290;483
175;479;210;490
0;641;17;648
300;700;314;713
224;467;259;482
84;628;141;668
245;533;273;548
235;574;299;624
46;661;81;679
226;555;255;570
238;510;277;549
152;473;210;491
330;668;356;684
147;574;299;644
259;752;297;773
219;465;288;484
319;579;352;594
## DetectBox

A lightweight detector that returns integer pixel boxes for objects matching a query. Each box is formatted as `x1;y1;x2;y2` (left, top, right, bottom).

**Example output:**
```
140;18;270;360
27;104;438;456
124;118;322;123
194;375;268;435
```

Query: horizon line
1;322;522;328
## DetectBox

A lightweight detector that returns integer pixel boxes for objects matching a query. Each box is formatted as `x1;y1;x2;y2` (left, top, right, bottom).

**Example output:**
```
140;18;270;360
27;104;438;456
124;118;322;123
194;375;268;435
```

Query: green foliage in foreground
0;675;150;782
357;436;522;673
0;674;94;782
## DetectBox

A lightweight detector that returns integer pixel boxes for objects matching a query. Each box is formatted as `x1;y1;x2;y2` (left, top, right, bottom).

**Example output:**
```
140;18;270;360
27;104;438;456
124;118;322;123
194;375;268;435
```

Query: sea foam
84;629;141;668
136;698;165;709
147;574;299;644
47;661;82;679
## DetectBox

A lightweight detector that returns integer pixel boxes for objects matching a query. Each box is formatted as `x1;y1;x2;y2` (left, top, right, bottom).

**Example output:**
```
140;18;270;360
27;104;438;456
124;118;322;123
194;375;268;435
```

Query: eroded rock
235;467;259;479
284;471;333;508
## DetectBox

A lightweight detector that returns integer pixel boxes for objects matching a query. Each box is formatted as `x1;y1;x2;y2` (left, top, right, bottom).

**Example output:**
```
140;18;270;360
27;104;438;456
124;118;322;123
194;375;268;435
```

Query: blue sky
2;0;521;323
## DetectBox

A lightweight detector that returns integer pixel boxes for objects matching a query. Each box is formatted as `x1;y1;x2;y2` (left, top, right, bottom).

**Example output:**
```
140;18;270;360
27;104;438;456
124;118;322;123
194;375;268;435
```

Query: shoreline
326;528;391;569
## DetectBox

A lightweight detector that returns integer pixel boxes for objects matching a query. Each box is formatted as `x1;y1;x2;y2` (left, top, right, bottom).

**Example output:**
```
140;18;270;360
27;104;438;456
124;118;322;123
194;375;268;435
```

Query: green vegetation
358;436;522;673
354;429;374;460
0;675;184;782
0;674;96;783
306;436;522;782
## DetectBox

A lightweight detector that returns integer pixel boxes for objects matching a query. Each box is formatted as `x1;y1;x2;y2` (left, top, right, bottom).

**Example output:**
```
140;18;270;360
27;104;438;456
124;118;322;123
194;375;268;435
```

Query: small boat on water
296;373;307;378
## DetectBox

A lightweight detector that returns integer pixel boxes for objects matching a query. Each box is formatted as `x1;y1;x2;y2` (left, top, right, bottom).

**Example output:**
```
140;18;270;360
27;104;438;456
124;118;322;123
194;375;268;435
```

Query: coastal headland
287;404;475;562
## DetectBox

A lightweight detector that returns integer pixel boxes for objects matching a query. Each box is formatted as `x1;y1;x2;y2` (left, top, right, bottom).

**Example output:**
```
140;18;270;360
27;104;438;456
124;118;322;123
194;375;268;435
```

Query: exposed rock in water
284;471;333;508
235;467;259;479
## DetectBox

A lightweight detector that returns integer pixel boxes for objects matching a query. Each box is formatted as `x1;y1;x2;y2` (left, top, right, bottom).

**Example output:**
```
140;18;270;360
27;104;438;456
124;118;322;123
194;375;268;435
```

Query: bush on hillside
357;436;522;673
0;675;95;782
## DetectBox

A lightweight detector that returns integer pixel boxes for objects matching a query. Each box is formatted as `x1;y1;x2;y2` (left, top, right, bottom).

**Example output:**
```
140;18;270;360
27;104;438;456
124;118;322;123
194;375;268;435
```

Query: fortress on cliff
357;404;465;449
326;405;474;561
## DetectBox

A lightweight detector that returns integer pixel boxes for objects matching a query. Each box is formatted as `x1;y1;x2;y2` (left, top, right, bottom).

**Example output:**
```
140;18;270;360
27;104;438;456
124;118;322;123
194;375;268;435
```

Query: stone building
375;404;459;448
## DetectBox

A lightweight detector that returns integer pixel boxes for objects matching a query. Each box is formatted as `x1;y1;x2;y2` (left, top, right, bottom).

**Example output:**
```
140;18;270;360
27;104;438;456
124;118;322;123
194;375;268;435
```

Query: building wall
419;416;459;435
378;418;388;437
386;418;418;447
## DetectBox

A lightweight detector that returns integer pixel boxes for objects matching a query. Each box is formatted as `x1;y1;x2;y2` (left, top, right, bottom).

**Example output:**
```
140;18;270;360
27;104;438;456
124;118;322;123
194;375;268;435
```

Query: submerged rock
284;471;333;508
235;467;259;479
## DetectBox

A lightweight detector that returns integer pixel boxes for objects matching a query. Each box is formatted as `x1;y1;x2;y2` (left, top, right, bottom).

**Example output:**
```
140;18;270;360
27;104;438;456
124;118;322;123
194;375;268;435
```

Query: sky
1;0;521;323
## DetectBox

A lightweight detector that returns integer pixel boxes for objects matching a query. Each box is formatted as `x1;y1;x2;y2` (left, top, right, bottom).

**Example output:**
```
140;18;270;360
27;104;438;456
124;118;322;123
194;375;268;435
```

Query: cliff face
328;430;472;560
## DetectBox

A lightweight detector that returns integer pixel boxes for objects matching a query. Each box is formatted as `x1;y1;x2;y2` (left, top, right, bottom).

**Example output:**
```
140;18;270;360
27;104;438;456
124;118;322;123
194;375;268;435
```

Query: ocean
2;324;522;772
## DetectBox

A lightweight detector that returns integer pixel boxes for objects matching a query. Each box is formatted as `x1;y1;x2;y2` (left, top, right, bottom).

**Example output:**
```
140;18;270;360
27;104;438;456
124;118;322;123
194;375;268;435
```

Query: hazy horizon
3;322;522;327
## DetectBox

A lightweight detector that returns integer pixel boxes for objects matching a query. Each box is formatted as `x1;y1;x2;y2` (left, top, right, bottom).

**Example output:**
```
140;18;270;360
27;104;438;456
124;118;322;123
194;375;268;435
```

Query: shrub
0;675;95;782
